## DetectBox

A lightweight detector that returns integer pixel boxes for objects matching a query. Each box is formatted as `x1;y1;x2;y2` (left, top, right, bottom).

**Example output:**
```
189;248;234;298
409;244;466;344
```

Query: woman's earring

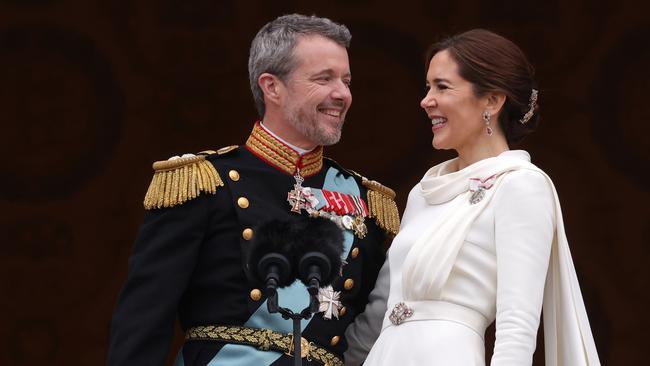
483;111;493;136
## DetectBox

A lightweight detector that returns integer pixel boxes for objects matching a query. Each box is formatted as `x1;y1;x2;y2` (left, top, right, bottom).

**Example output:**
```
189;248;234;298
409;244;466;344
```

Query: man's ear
258;73;284;105
486;91;507;116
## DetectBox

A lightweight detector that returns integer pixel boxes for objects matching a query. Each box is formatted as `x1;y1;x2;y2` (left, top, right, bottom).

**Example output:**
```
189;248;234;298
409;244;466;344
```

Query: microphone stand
266;278;320;366
259;249;332;366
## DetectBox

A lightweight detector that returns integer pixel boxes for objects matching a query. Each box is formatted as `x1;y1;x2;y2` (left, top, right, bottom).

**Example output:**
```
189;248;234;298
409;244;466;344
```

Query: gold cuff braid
143;155;224;210
186;325;343;366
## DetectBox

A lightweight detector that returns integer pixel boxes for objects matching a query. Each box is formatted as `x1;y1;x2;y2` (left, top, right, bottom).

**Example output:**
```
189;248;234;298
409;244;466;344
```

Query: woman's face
420;50;489;152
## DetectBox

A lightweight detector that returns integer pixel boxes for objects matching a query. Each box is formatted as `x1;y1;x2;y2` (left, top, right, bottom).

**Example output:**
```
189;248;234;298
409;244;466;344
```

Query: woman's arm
491;169;555;365
344;258;390;365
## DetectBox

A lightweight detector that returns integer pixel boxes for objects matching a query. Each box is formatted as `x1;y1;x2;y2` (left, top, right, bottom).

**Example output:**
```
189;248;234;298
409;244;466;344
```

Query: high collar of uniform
245;121;324;177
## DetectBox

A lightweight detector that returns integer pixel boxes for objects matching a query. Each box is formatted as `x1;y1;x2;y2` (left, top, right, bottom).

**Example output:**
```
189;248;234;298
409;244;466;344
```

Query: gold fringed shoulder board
143;152;224;210
359;175;401;236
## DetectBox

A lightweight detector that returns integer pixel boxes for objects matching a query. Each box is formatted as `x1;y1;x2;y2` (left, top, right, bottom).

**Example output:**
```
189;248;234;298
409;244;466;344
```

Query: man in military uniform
108;14;399;366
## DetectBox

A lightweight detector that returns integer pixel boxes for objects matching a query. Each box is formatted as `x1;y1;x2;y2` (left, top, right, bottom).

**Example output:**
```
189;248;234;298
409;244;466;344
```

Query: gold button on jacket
237;197;249;208
249;289;262;301
351;247;359;259
330;335;340;346
242;228;253;240
339;306;347;316
228;170;240;181
344;278;354;290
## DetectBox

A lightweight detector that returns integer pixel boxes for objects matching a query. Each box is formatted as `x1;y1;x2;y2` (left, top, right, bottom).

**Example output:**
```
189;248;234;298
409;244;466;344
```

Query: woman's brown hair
426;29;539;144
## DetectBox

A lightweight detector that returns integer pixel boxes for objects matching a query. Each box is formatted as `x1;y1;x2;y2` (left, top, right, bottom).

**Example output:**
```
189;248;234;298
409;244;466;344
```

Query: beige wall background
1;0;648;364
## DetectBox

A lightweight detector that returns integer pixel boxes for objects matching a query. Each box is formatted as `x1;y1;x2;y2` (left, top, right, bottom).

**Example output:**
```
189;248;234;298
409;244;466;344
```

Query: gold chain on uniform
185;325;343;366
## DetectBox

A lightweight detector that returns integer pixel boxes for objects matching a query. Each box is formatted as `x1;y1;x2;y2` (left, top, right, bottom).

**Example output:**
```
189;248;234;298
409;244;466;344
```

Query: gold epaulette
360;176;401;236
143;152;224;210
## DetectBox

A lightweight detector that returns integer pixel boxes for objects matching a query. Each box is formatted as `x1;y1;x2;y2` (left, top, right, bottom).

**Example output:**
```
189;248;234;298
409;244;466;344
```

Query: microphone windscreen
247;216;344;288
247;219;300;288
292;217;344;286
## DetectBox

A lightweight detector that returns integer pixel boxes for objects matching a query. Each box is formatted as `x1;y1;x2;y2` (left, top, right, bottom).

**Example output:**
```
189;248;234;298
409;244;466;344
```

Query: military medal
320;189;368;237
341;215;354;230
350;196;368;238
286;171;369;239
287;169;309;213
352;215;368;239
469;187;486;205
317;285;342;320
468;174;498;205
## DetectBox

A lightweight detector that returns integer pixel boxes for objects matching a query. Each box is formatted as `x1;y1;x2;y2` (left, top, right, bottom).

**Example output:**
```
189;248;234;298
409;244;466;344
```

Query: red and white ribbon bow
468;173;498;193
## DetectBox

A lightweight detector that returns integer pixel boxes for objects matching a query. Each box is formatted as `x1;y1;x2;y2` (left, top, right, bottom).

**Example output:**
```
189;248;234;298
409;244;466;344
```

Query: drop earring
483;111;493;136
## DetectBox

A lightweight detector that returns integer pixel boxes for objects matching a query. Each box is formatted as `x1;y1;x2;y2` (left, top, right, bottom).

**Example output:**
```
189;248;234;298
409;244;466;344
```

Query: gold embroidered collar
245;121;323;177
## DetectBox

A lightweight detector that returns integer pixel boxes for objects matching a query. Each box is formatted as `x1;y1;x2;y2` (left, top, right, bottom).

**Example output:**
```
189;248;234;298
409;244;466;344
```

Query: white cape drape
402;150;599;365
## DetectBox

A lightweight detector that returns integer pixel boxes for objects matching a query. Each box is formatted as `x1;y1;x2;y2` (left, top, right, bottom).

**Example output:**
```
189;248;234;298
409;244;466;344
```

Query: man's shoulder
324;157;400;236
142;146;243;210
323;157;394;195
202;145;244;163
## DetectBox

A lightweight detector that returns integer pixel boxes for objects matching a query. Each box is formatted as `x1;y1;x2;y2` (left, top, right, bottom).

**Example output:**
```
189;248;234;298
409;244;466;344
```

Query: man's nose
331;79;352;101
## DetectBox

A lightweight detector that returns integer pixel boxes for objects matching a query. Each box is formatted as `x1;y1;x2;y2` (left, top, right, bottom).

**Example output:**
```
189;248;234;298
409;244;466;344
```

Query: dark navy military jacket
108;129;390;366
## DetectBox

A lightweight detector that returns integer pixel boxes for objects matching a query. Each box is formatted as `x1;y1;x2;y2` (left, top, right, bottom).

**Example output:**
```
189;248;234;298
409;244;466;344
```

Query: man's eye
437;84;449;90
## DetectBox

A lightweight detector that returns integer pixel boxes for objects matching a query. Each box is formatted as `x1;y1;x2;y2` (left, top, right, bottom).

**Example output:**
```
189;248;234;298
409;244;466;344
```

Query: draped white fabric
401;150;600;365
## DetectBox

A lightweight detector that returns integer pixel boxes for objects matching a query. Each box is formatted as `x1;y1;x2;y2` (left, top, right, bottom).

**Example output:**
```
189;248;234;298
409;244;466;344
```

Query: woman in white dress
344;29;600;365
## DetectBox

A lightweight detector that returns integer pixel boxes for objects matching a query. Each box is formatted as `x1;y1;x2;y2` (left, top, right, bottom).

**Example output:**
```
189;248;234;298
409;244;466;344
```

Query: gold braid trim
363;178;400;236
246;134;296;175
299;146;323;177
245;122;324;177
186;325;343;366
251;125;299;162
143;155;224;210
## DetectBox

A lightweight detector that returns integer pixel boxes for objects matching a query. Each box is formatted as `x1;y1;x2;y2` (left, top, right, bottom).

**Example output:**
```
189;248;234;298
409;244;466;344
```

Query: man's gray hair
248;14;351;117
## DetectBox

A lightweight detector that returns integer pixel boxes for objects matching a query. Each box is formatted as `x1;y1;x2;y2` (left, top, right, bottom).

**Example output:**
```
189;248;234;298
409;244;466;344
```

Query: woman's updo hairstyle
426;29;539;144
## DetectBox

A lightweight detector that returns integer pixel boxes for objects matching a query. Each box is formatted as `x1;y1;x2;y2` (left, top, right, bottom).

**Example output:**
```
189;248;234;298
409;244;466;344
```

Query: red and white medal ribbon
321;189;368;217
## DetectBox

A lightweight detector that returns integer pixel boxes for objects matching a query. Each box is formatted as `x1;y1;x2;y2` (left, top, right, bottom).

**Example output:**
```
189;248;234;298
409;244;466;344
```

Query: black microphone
299;251;332;313
248;218;297;287
247;218;298;312
293;217;344;313
257;253;291;293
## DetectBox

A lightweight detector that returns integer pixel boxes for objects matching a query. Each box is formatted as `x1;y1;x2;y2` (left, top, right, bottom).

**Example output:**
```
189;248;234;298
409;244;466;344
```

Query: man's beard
285;103;344;146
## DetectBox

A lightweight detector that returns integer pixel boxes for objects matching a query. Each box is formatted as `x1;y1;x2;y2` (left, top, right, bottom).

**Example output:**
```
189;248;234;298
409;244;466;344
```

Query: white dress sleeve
344;258;390;366
491;170;555;365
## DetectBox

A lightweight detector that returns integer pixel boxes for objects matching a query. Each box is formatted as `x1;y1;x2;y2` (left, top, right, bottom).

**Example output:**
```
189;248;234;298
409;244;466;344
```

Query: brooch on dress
389;302;414;325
